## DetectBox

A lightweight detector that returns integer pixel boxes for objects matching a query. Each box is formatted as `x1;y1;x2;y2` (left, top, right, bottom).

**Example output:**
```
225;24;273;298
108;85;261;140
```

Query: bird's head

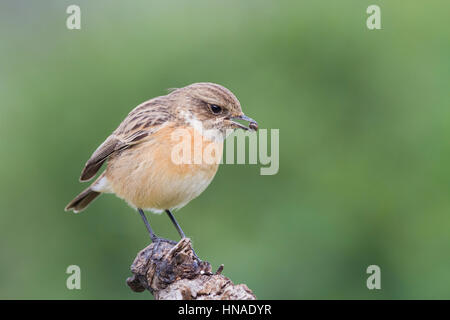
169;82;258;139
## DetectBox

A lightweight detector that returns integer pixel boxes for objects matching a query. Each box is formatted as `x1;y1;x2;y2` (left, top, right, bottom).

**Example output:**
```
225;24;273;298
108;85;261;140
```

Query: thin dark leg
165;209;186;239
138;208;158;242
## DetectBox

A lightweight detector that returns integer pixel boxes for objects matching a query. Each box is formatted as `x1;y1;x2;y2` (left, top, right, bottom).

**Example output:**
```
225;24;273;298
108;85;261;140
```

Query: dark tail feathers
65;187;101;213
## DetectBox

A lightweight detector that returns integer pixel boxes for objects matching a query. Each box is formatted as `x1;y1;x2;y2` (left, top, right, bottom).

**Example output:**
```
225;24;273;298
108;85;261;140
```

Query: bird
65;82;258;242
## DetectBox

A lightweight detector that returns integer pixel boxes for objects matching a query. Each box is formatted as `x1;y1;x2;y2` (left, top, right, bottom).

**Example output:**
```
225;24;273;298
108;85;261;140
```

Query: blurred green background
1;0;450;299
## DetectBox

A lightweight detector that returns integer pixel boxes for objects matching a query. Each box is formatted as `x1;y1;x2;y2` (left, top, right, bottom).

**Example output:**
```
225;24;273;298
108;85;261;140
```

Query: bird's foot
150;236;177;246
149;236;201;260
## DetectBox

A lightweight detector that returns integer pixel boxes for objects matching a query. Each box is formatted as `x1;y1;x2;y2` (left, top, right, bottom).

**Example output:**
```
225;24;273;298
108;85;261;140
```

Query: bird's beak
230;114;258;131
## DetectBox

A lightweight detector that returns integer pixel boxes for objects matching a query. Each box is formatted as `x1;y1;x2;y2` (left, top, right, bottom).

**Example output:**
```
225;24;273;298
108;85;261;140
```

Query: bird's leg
138;208;159;242
165;210;200;258
165;209;186;239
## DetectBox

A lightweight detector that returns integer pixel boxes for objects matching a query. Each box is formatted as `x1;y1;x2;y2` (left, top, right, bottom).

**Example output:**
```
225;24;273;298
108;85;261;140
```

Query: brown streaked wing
79;99;172;182
79;136;126;182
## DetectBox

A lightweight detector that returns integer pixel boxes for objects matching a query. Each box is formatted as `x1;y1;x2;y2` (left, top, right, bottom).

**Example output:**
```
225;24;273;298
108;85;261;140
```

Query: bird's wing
79;99;172;182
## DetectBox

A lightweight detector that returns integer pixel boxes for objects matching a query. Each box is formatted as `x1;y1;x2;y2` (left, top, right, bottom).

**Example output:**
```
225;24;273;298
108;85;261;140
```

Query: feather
78;99;173;182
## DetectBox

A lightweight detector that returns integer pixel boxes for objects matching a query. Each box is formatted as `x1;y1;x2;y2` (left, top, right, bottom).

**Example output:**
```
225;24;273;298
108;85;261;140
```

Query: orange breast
105;124;223;211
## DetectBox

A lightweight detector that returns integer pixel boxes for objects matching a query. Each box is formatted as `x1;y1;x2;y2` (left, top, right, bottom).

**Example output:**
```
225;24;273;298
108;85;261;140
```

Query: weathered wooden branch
126;238;256;300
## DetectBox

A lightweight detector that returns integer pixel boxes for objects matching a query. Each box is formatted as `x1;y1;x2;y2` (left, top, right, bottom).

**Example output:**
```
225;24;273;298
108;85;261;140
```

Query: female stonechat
65;82;258;242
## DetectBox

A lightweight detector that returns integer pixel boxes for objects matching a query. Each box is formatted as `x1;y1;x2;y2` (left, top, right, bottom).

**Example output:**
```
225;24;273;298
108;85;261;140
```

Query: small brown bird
65;82;257;242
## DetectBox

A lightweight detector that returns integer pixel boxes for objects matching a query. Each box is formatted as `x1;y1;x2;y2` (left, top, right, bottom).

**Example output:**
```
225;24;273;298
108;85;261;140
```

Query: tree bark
126;238;256;300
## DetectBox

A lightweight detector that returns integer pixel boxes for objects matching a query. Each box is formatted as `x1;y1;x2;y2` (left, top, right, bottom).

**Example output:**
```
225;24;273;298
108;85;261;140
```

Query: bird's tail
65;186;101;213
65;173;107;213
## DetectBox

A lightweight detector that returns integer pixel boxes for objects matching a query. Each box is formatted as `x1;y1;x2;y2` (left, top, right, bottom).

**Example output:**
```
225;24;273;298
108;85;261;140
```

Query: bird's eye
209;104;222;114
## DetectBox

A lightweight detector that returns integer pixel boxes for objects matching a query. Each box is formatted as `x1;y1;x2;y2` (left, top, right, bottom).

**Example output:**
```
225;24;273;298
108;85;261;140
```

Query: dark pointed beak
231;114;258;131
